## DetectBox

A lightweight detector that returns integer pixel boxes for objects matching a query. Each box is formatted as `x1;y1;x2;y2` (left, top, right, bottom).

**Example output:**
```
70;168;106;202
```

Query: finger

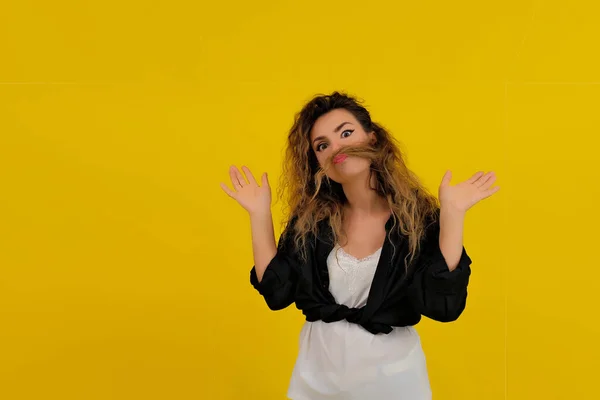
261;172;270;188
234;166;247;187
481;185;501;199
479;172;496;189
440;170;452;187
220;182;237;199
229;166;243;189
467;171;485;184
242;166;258;186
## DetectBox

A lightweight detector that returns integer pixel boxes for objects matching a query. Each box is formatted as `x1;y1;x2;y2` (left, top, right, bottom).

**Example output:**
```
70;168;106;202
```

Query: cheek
316;152;329;167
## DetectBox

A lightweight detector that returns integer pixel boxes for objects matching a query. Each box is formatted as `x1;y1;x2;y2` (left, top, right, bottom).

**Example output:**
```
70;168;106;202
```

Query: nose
329;139;341;154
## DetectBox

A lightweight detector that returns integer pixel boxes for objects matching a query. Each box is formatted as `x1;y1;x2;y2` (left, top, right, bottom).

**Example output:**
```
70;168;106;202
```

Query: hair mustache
311;143;381;201
320;143;379;173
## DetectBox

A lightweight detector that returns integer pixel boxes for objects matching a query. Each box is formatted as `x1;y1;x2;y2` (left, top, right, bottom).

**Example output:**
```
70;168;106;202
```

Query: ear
369;131;377;145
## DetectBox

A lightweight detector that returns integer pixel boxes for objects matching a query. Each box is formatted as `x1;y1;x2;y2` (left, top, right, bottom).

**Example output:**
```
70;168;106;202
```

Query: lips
333;154;348;164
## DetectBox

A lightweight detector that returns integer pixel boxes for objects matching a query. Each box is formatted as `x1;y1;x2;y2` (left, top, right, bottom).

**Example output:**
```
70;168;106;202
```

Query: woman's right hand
220;165;272;216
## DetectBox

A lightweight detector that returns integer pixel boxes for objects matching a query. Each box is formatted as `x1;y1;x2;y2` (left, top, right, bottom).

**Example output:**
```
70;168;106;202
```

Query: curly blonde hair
275;91;440;270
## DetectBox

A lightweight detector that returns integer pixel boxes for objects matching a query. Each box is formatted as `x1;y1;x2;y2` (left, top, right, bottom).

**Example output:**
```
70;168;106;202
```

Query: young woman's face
309;108;375;184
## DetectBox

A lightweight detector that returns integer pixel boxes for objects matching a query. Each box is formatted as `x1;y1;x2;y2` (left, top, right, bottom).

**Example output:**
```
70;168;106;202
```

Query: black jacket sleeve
408;211;472;322
249;217;300;311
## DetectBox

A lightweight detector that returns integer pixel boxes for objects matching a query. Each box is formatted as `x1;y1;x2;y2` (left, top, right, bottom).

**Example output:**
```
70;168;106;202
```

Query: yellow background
1;1;599;399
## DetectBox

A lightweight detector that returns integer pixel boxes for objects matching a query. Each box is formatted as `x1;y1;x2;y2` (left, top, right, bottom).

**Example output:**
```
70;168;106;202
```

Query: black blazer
250;210;472;334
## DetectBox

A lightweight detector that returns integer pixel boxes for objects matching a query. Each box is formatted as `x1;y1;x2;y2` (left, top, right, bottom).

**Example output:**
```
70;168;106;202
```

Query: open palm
438;170;500;213
220;165;271;215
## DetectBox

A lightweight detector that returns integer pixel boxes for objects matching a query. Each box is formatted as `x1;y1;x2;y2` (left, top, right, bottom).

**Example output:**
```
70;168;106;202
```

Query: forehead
310;109;359;140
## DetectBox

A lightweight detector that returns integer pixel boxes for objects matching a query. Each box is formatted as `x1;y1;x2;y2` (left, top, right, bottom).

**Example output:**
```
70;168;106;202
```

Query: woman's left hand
438;170;500;213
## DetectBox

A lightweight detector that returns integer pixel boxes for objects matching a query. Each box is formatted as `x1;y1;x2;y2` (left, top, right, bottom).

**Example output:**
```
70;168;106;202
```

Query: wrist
249;209;272;221
440;204;466;219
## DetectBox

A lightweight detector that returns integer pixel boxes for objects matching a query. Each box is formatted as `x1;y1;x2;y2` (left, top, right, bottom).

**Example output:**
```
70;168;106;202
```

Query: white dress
287;244;432;400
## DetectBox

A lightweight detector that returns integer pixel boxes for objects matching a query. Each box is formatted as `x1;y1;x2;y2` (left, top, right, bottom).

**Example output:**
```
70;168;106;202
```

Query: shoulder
418;207;442;248
278;215;299;247
278;215;316;257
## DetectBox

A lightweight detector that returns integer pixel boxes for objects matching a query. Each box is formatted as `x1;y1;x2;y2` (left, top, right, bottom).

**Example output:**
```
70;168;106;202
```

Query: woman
220;91;499;399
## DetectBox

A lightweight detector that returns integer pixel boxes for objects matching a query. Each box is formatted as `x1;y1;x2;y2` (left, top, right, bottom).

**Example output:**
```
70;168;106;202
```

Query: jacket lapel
314;219;336;303
360;215;398;322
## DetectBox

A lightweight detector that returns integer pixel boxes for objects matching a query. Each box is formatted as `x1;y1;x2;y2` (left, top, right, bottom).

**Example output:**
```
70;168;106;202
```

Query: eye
341;129;354;138
316;142;327;152
315;129;354;152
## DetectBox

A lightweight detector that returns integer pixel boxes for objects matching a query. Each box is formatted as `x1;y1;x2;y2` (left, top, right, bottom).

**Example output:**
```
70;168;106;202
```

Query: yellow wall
1;1;599;399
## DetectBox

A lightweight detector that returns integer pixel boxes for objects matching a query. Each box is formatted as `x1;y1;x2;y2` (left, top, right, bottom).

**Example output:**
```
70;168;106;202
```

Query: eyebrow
312;122;354;146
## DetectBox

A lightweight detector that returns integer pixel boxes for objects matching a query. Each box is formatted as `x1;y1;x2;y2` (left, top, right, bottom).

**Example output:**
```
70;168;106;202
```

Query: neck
341;171;387;216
